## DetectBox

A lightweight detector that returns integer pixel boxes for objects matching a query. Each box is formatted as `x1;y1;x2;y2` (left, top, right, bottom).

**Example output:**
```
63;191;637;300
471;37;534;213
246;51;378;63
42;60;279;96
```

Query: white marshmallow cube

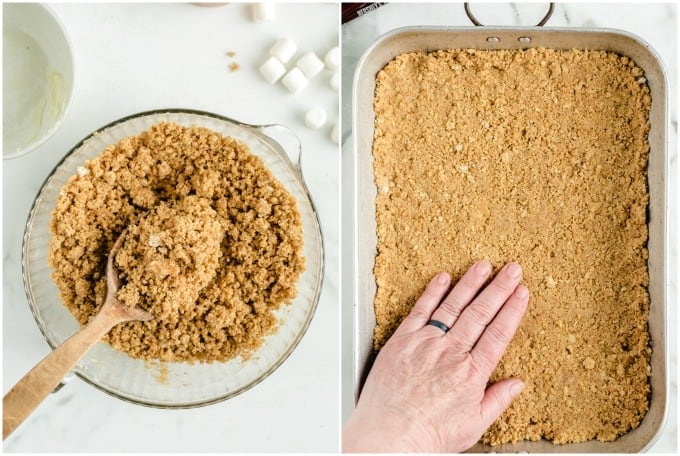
330;72;340;92
305;108;327;130
324;47;340;70
259;56;286;84
270;37;297;64
331;124;339;144
296;52;325;79
281;68;308;94
252;3;275;22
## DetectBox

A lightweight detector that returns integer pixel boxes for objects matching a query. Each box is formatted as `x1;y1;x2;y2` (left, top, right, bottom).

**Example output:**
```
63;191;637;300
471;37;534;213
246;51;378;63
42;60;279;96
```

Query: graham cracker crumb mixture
48;122;305;362
372;48;651;445
112;196;225;359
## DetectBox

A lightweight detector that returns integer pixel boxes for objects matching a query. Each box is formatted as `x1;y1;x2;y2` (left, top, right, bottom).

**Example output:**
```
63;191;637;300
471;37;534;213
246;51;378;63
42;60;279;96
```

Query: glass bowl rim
20;108;325;408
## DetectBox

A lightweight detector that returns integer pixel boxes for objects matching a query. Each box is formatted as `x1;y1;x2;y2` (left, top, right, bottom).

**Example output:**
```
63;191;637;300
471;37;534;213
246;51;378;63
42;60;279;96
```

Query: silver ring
426;319;450;333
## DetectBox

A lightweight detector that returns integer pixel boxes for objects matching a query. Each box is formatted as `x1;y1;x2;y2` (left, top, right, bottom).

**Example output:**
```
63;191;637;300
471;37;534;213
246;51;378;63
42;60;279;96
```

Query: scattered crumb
583;357;596;370
372;48;651;445
48;122;305;363
229;62;241;72
545;275;558;288
226;50;237;58
158;363;169;383
144;359;170;384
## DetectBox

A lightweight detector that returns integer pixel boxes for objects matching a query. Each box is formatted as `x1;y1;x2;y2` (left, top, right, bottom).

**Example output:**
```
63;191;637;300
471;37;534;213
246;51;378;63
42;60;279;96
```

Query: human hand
343;261;530;453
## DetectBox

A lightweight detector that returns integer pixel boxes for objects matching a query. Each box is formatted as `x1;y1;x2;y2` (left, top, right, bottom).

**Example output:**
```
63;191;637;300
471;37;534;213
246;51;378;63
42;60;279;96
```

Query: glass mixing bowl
21;109;324;407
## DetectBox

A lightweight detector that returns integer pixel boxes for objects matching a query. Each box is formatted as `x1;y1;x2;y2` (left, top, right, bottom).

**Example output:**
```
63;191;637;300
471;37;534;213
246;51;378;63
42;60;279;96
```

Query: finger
471;285;530;378
479;379;525;430
447;262;523;352
393;272;451;336
422;260;491;337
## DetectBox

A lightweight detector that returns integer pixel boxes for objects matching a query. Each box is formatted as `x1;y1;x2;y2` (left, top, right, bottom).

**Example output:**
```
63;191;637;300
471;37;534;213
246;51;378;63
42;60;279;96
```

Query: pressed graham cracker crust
372;48;651;445
48;122;305;363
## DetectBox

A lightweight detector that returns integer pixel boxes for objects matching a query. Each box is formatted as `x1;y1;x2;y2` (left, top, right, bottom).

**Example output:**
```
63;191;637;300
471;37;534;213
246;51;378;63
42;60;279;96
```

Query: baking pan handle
464;2;555;26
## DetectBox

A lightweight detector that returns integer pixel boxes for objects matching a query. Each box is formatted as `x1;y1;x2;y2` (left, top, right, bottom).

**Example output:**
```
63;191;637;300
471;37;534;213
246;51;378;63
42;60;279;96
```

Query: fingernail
510;380;525;396
516;285;529;299
474;260;491;277
506;262;522;278
437;272;450;285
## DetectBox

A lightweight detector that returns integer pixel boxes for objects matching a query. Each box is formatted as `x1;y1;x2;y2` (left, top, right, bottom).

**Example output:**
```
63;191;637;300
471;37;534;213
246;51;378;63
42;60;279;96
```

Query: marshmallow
305;108;327;130
331;124;340;144
281;68;308;94
324;47;340;70
330;72;340;92
252;3;275;22
259;56;286;84
270;37;297;64
296;52;324;79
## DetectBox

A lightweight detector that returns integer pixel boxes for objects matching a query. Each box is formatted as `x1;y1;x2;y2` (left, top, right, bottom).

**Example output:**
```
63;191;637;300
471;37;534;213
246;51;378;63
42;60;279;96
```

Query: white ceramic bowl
3;3;74;159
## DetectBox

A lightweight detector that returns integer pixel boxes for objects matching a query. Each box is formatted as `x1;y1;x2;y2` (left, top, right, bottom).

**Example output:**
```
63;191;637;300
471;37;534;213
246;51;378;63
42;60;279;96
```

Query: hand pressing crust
343;261;529;453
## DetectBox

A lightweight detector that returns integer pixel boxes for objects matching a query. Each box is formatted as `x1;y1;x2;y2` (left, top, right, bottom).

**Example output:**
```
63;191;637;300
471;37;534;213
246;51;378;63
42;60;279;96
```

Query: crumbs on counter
225;50;240;73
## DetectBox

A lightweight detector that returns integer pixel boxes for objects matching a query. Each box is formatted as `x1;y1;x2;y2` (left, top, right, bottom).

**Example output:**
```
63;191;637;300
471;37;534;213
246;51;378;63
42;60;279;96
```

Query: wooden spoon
3;233;153;440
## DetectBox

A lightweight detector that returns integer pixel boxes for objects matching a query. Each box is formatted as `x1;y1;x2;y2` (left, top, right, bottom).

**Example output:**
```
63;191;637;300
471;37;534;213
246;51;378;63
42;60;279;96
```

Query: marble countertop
3;3;339;452
341;2;677;453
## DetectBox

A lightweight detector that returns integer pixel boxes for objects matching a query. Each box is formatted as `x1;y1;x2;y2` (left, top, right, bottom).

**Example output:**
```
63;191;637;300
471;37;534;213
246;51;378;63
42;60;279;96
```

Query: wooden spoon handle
2;311;119;440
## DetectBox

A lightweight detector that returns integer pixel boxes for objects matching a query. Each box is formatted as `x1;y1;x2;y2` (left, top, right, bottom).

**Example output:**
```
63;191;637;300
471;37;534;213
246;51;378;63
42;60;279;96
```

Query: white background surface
3;1;678;453
3;2;339;452
341;2;677;453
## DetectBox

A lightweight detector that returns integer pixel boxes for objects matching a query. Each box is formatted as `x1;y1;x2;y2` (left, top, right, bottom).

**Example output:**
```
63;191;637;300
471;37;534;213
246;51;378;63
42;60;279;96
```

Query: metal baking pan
353;27;668;453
